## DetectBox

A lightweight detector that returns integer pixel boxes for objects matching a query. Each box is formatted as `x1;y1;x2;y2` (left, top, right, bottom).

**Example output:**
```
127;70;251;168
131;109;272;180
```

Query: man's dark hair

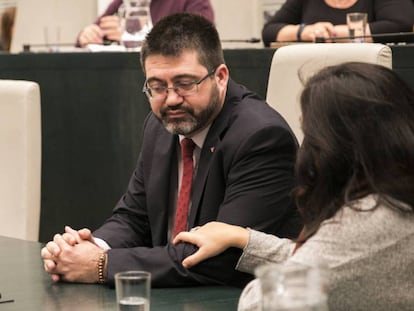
140;13;224;72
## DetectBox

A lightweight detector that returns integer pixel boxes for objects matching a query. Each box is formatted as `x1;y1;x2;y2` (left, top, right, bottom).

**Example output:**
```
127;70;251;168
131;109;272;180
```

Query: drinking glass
119;0;153;50
115;271;151;311
43;26;61;52
255;263;329;311
346;12;368;43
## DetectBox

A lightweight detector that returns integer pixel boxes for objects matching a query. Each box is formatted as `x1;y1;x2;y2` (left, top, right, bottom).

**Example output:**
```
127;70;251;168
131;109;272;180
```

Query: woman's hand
78;16;122;47
173;221;249;268
78;24;104;47
99;15;122;42
300;22;336;42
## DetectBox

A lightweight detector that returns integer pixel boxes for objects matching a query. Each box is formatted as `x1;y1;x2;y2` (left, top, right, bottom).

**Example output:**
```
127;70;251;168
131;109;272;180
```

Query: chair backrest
11;0;96;53
0;80;41;241
266;43;392;143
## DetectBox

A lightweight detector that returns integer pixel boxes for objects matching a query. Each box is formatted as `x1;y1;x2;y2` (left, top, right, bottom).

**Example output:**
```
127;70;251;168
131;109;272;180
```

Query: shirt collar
179;124;211;150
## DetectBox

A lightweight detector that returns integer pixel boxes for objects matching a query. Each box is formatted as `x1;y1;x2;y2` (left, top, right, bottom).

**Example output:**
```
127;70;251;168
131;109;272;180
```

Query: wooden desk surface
0;236;241;311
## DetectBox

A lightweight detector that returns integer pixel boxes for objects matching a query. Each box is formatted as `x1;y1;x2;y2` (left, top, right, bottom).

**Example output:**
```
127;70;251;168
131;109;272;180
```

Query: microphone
271;31;414;46
317;31;414;43
22;43;81;53
221;38;261;43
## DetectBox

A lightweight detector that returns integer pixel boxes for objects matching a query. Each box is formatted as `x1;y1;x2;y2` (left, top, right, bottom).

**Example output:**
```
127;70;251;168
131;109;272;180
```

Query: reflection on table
0;236;242;311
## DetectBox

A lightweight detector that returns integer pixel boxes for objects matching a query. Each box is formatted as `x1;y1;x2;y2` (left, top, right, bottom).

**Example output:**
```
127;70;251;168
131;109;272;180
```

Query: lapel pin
210;146;215;153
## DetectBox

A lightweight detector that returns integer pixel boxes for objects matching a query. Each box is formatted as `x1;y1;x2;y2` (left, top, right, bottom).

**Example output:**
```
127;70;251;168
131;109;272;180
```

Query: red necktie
173;138;196;237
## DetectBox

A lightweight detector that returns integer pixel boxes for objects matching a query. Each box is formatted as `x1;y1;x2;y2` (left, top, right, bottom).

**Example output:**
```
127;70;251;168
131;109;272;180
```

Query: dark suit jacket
94;79;302;287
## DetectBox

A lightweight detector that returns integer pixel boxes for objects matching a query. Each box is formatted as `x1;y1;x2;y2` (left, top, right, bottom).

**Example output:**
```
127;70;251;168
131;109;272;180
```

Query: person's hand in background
299;22;335;42
78;15;122;47
78;24;104;47
99;15;122;42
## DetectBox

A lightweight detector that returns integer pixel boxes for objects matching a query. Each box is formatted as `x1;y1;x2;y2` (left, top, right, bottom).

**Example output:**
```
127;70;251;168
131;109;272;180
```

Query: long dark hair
294;62;414;241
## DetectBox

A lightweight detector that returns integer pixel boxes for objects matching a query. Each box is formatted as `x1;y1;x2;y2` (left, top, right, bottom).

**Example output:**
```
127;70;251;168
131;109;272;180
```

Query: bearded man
41;13;301;288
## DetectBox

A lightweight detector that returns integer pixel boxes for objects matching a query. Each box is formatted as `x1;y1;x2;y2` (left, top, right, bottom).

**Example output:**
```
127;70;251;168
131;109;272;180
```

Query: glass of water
255;262;329;311
115;271;151;311
119;0;153;50
346;12;368;43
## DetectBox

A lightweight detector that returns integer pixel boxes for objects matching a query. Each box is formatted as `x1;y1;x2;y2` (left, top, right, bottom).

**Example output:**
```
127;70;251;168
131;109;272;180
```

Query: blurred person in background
0;6;16;52
77;0;215;47
262;0;414;46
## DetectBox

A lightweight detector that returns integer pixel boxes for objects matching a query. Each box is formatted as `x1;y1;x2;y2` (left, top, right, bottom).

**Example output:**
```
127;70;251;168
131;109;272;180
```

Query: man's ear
214;64;229;89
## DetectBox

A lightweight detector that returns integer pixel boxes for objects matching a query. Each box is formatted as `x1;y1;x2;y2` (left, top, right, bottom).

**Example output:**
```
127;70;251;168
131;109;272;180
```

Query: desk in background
0;47;411;242
390;44;414;85
0;236;242;311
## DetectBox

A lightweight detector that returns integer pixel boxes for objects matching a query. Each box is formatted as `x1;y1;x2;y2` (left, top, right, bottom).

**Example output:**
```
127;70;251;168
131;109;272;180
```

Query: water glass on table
115;271;151;311
346;12;368;43
118;0;153;50
255;262;329;311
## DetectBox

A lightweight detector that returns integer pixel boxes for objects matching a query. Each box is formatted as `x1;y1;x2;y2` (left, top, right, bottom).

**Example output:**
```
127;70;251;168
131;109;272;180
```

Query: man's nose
165;88;184;106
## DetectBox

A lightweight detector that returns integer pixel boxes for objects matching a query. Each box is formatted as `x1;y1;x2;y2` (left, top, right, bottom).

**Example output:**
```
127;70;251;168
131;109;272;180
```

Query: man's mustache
160;104;194;116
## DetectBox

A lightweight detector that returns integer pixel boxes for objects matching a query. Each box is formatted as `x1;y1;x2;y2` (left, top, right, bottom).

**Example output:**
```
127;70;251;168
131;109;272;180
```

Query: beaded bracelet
97;252;107;284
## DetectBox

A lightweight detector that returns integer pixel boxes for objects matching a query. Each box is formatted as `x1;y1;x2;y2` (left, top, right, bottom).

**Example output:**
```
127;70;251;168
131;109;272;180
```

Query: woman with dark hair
174;62;414;310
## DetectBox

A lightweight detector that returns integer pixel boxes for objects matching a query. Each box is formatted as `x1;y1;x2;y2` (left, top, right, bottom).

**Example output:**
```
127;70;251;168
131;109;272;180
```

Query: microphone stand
22;43;78;53
221;38;261;43
317;31;414;43
273;31;414;44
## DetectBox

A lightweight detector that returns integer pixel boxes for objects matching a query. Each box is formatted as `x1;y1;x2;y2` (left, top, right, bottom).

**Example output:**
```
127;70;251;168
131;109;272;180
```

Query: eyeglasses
142;67;217;102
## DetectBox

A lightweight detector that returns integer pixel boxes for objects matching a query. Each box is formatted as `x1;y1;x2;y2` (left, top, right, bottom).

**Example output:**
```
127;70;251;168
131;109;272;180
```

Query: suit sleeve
184;0;215;24
262;0;302;46
370;0;414;37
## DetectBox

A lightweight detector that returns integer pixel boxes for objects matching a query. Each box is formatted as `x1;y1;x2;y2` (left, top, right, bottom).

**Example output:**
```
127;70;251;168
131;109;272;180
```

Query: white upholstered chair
266;43;392;143
0;80;41;241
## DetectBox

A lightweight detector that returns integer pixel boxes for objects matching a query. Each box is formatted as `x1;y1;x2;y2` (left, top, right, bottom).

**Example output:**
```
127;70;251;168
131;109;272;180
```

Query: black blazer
94;79;302;287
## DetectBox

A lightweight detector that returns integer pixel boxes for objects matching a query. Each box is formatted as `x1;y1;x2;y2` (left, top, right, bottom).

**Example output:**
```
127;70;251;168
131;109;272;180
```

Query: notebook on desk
10;0;97;53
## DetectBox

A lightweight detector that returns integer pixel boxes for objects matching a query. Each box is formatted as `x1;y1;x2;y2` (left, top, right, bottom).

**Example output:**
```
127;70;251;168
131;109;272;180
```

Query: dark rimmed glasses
142;67;217;102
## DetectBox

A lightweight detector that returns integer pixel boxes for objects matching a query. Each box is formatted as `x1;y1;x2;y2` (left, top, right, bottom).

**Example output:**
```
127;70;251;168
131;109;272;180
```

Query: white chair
0;80;41;241
266;43;392;143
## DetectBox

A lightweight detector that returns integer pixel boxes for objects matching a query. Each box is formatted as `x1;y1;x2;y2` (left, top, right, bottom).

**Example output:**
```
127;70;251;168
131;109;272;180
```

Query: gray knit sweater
236;195;414;311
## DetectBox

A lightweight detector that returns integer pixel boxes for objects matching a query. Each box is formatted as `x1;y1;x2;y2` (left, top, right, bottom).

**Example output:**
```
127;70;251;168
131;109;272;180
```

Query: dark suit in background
94;79;302;287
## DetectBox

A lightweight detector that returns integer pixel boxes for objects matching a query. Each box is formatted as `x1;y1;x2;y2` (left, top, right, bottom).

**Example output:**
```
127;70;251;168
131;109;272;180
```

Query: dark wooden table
0;236;242;310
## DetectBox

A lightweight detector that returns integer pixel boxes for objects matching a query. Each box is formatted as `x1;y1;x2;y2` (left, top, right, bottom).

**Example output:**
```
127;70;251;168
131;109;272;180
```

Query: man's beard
159;84;221;136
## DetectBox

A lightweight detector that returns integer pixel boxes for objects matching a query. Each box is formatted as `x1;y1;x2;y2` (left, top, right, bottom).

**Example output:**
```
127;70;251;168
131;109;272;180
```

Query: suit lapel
147;126;178;243
188;128;219;227
188;80;240;226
